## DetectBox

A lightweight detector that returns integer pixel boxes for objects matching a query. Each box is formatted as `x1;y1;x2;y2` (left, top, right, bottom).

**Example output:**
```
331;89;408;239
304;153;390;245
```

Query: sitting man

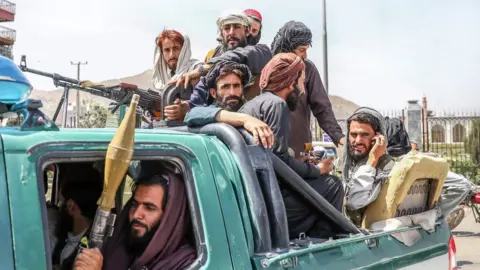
185;54;343;238
51;164;103;270
73;173;196;270
152;29;202;91
167;10;273;121
342;107;396;225
238;53;344;239
385;117;472;217
153;29;203;122
244;9;263;45
184;60;274;149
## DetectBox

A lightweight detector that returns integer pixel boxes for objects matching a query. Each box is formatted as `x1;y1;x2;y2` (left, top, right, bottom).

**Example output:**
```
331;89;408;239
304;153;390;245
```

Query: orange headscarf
259;52;305;92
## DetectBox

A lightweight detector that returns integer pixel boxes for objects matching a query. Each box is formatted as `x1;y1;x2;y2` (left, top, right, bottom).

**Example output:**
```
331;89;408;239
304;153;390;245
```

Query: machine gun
18;55;162;127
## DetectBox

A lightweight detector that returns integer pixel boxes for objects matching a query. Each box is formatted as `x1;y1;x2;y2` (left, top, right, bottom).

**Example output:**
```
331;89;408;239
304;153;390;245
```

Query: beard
167;58;178;71
215;95;245;112
222;36;248;50
53;203;73;241
348;143;371;161
127;218;160;257
247;32;261;45
286;87;301;111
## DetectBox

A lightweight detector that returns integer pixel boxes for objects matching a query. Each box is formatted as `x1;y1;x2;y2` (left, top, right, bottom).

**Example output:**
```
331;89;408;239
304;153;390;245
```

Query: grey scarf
342;107;389;183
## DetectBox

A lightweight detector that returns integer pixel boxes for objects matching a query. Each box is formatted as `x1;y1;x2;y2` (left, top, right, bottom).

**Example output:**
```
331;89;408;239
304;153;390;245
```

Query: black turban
385;116;412;157
204;60;252;90
271;21;312;55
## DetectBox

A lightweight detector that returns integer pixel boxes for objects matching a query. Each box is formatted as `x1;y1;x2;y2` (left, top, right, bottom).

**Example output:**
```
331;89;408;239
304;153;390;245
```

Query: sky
8;0;480;111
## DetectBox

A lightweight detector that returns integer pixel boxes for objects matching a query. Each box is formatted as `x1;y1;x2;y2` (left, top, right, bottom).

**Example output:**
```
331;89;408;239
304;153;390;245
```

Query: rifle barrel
17;56;163;114
21;65;111;93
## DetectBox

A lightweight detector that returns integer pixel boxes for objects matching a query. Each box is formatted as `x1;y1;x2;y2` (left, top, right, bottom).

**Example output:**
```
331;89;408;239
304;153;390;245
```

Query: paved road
453;208;480;269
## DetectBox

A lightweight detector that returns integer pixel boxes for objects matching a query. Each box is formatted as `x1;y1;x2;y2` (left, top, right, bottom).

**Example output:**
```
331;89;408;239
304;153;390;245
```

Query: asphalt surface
453;208;480;269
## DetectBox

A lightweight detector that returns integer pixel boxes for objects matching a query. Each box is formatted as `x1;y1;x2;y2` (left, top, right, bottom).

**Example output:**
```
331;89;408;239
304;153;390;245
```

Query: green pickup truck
0;121;458;270
0;55;458;270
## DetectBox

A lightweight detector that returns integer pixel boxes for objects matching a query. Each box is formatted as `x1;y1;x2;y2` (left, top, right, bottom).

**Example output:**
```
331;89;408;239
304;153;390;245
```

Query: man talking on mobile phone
341;107;396;225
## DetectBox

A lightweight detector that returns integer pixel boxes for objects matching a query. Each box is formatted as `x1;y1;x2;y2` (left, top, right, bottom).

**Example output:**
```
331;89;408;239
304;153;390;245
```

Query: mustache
352;143;366;147
227;36;239;42
130;219;148;230
223;95;242;102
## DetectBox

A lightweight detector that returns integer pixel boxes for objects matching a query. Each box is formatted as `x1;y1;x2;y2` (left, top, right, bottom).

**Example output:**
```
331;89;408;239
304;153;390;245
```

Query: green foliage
465;119;480;165
5;114;23;126
449;159;480;184
78;103;108;128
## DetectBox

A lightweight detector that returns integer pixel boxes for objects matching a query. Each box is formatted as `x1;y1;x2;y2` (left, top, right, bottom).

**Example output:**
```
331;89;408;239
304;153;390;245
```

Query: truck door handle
262;256;298;269
279;257;298;268
365;238;379;248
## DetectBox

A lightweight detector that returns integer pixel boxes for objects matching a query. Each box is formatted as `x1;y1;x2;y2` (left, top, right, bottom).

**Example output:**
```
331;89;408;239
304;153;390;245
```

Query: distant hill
30;69;360;120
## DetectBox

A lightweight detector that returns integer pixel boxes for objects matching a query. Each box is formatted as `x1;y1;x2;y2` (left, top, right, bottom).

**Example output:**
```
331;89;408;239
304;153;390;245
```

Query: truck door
0;136;14;270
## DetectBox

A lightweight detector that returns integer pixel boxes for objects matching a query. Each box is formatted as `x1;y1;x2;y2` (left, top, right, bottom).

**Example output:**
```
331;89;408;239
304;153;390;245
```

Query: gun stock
88;94;139;249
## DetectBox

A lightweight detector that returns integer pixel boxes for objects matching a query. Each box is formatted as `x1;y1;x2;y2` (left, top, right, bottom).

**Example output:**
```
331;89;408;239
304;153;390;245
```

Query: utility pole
322;0;329;94
70;61;88;127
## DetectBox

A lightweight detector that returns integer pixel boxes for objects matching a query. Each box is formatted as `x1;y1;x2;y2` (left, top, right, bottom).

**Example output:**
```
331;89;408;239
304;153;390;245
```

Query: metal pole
322;0;329;94
70;61;88;127
62;87;70;128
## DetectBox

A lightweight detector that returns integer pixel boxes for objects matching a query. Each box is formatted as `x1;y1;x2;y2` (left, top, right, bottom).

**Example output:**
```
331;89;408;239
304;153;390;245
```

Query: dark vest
52;227;91;270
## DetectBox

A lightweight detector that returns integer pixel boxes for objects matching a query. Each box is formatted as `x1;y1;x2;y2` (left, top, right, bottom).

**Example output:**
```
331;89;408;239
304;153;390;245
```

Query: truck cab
0;122;458;270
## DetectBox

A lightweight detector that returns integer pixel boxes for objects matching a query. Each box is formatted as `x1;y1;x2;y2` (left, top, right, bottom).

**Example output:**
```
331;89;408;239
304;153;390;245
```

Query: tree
78;103;108;128
465;119;480;165
5;114;23;126
462;119;480;181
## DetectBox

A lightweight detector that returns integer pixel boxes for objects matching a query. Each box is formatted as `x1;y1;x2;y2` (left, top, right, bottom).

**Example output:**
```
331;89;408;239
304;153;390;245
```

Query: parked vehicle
446;181;480;230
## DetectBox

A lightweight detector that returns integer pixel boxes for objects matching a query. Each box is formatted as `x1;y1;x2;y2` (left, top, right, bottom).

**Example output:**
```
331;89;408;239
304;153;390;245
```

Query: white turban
216;9;251;29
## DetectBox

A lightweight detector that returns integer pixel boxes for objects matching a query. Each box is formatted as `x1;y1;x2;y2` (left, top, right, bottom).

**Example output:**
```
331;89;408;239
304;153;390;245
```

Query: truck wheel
447;207;465;231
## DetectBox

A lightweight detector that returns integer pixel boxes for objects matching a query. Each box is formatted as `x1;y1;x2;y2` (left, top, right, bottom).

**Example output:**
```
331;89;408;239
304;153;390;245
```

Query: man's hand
317;156;334;175
367;133;387;168
73;248;103;270
338;137;345;147
242;115;274;149
169;64;213;88
164;98;189;121
298;154;315;163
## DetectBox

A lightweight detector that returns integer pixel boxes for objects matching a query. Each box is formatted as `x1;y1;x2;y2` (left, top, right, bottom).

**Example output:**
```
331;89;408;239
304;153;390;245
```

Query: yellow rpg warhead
97;94;139;211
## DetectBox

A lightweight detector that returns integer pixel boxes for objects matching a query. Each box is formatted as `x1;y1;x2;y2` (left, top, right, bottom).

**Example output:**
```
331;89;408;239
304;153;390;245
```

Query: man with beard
167;10;272;120
244;9;263;45
341;107;395;225
239;53;344;239
152;29;202;91
271;21;345;158
73;173;196;270
183;60;274;149
51;165;103;270
153;29;202;122
204;9;255;61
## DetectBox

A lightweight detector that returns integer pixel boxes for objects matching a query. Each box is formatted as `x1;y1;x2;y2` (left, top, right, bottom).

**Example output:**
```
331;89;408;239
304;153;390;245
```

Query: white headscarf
152;33;202;91
216;9;251;29
215;9;251;42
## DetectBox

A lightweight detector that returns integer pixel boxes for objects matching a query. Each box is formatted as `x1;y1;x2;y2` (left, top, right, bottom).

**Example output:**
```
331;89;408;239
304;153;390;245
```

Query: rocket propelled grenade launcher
88;94;139;249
